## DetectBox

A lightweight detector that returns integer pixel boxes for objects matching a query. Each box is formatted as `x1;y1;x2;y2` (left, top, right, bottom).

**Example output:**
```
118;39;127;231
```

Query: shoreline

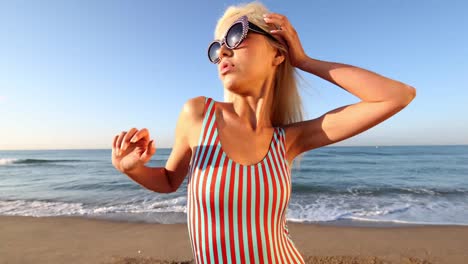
2;144;466;151
5;211;467;229
1;215;468;263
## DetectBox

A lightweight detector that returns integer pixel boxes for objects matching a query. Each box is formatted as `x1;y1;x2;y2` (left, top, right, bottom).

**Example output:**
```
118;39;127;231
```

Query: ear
273;49;285;66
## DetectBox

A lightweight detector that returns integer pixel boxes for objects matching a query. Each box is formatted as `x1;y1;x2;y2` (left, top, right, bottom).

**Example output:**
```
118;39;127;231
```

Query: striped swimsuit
186;97;305;264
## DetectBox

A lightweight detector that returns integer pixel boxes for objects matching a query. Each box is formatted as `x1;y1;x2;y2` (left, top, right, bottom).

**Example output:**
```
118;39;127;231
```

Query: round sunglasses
207;15;278;64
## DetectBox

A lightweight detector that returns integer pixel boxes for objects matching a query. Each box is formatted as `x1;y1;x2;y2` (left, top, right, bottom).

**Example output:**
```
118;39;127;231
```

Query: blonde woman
111;2;416;263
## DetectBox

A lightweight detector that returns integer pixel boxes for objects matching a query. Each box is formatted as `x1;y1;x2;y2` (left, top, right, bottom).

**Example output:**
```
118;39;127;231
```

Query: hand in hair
263;13;307;69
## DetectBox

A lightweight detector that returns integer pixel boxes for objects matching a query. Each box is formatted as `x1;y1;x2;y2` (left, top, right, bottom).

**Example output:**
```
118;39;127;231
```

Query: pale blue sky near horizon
1;0;467;150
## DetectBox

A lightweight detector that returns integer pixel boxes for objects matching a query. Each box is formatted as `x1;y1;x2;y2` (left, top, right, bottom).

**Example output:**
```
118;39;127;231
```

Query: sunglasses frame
207;15;278;64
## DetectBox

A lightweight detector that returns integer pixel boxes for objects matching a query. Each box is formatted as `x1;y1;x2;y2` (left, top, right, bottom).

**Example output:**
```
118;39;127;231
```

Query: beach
1;147;467;263
1;215;467;264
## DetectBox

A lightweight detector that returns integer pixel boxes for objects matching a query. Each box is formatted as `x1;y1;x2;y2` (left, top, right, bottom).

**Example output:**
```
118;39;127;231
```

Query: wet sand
1;215;467;263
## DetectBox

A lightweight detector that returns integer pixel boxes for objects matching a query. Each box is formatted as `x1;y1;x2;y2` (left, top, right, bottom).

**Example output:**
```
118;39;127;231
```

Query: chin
221;76;239;91
220;73;253;94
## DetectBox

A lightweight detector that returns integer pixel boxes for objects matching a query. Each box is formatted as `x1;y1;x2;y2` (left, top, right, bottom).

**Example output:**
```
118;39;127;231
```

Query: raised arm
263;13;416;163
285;57;416;161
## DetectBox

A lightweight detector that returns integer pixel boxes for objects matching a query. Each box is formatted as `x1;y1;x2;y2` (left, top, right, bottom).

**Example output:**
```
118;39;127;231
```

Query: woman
111;2;416;263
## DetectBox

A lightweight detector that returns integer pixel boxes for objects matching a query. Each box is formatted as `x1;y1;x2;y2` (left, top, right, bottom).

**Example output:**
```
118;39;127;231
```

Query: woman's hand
263;13;308;69
111;128;156;173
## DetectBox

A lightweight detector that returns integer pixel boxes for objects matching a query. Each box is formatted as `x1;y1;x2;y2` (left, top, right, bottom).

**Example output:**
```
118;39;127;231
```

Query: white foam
0;197;189;218
2;193;468;226
0;158;19;166
345;216;468;226
0;200;86;217
286;193;468;226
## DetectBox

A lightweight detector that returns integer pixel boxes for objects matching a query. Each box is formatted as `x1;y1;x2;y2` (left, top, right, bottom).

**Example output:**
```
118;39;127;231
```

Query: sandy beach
1;216;467;264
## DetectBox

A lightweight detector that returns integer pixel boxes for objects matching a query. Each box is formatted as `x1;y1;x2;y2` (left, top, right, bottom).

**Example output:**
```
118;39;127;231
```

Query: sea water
1;145;467;226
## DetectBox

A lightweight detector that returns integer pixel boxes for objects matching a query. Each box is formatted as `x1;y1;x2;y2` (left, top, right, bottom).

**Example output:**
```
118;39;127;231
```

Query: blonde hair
215;1;306;167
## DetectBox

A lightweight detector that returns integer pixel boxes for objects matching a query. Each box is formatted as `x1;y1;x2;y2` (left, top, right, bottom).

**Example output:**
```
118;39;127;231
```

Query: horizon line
1;143;467;151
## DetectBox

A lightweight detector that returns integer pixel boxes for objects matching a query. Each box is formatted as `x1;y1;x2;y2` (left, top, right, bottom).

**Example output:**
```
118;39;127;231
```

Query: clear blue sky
1;0;467;150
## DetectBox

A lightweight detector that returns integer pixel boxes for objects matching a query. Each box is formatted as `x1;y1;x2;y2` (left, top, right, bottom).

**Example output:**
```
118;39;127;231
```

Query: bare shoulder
182;96;206;121
164;96;207;192
181;96;207;147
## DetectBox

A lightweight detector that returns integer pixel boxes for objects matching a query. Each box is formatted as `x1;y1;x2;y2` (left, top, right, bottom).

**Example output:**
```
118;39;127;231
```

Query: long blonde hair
215;1;306;166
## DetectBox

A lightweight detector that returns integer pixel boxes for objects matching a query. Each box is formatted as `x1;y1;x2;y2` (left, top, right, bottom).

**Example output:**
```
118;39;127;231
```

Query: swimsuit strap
196;96;289;168
190;97;217;171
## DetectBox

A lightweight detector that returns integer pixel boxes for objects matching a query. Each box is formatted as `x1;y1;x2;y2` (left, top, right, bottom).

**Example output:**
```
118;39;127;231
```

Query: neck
227;76;275;132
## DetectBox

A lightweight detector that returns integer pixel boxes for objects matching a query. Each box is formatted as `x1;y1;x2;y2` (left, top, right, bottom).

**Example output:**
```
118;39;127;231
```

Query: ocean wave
292;183;468;196
0;158;86;166
292;167;347;174
0;196;188;218
324;150;395;156
0;158;19;165
0;199;87;216
2;195;468;226
51;181;141;192
286;197;468;226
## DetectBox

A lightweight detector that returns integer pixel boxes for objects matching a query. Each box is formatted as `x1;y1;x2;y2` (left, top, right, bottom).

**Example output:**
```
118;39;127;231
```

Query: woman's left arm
264;13;416;162
297;56;416;105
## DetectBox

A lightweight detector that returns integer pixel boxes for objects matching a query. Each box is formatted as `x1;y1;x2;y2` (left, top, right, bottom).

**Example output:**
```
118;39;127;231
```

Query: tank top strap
203;96;215;118
278;127;287;154
196;96;217;147
276;126;290;170
190;97;217;173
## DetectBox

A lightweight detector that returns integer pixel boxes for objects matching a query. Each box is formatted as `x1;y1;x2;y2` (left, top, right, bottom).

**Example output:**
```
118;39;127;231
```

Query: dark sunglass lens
226;23;243;48
208;42;221;62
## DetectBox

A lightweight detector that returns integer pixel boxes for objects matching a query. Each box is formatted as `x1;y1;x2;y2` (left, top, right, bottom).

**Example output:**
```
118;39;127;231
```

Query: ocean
0;145;467;227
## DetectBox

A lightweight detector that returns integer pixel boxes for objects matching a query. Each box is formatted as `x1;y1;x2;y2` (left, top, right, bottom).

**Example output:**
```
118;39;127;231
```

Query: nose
218;43;233;62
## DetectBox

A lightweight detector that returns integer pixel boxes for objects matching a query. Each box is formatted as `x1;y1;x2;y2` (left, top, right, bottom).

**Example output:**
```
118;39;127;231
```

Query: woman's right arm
112;96;205;193
123;165;173;193
164;96;205;192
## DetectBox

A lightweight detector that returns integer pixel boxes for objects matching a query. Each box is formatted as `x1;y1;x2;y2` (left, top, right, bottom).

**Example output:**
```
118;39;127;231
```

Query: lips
220;61;234;75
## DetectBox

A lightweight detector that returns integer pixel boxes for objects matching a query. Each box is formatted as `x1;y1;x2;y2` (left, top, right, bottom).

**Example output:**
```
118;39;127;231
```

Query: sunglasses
207;15;278;64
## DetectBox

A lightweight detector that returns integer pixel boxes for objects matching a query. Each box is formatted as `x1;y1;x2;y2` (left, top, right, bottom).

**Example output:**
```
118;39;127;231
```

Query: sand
0;215;467;264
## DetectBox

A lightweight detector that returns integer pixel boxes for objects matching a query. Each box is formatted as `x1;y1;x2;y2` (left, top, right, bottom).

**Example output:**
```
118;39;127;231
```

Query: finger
130;128;149;143
140;139;156;163
116;131;127;155
268;29;289;47
112;134;119;156
263;14;289;29
263;13;288;25
263;17;288;39
112;134;118;149
270;28;288;35
263;16;282;29
121;127;138;152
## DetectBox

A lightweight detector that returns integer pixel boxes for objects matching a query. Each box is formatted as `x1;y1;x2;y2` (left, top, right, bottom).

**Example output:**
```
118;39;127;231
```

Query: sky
1;0;467;150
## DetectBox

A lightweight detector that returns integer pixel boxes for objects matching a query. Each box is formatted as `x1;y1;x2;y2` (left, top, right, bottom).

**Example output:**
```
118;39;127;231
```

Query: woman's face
217;31;280;95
